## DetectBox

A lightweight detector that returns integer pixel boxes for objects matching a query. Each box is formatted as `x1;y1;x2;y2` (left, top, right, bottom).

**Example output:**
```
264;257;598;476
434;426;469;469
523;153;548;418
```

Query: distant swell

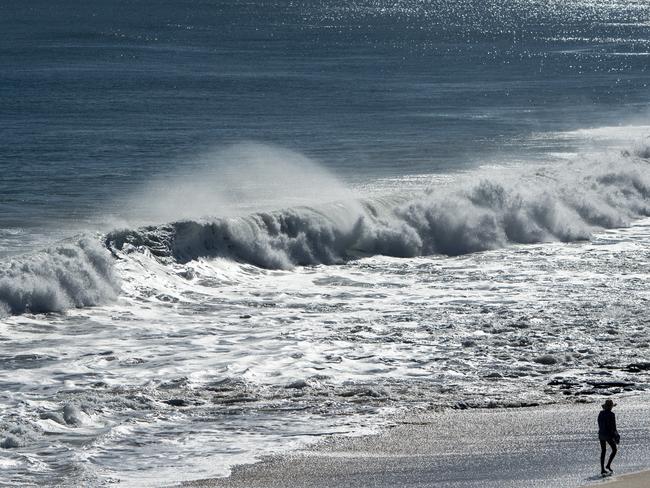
0;238;120;316
106;153;650;269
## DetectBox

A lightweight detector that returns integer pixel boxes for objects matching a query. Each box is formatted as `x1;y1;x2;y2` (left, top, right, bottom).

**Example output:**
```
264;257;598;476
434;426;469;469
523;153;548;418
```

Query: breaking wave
3;150;649;317
107;152;650;269
0;238;120;317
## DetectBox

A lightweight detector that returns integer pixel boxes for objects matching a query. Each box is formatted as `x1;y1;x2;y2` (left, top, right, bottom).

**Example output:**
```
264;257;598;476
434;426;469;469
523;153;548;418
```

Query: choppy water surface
2;0;650;486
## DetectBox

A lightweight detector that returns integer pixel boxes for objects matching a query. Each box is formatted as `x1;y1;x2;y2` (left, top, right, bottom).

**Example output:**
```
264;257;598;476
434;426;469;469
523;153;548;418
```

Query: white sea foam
0;237;120;316
5;214;650;486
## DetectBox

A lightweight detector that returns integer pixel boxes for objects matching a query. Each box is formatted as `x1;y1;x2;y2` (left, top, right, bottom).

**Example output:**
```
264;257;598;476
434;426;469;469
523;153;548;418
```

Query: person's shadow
584;473;613;483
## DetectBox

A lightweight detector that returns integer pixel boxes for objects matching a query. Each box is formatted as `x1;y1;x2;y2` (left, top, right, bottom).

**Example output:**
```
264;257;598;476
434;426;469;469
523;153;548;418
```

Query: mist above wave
107;150;650;269
0;238;120;316
114;143;356;226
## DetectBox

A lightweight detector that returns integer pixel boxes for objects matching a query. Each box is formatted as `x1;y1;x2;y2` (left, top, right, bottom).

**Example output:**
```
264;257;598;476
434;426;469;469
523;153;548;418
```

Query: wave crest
106;154;650;269
0;238;120;316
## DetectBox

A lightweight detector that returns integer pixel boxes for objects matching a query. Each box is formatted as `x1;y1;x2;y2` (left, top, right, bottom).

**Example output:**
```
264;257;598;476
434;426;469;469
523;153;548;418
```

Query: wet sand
586;470;650;487
183;396;650;488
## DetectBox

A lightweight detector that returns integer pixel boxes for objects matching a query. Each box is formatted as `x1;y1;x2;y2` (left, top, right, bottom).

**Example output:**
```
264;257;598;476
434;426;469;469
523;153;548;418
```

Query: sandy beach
183;397;650;488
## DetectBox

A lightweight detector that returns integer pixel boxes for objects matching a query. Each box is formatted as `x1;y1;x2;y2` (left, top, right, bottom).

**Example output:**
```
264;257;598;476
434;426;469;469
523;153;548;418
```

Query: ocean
1;0;650;486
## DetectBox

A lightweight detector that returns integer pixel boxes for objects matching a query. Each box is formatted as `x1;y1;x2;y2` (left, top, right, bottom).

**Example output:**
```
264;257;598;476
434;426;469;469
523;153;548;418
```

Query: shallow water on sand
188;398;650;488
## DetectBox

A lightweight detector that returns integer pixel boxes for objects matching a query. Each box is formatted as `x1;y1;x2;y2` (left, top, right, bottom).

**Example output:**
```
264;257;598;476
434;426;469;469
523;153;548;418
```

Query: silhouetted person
598;399;619;476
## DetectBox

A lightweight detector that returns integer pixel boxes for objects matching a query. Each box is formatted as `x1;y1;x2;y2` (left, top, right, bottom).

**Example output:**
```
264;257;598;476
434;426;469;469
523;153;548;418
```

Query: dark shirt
598;410;617;440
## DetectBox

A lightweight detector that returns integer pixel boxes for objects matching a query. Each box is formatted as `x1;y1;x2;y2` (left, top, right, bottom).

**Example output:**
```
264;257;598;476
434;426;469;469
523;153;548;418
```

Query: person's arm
613;412;620;443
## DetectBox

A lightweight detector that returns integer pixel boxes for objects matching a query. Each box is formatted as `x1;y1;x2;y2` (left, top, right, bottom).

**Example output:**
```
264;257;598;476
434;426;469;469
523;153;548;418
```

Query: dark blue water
3;3;650;485
1;0;650;248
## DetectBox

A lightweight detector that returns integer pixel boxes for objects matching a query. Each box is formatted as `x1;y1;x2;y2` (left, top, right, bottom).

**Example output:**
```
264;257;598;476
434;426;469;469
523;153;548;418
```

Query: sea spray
0;237;120;316
116;143;356;226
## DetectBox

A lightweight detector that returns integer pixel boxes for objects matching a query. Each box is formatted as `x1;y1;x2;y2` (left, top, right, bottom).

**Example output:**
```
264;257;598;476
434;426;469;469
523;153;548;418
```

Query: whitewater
4;143;650;316
2;142;650;486
3;0;650;486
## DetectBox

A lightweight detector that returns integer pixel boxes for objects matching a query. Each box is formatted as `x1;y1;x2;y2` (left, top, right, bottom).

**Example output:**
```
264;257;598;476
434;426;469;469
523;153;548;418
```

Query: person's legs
600;439;607;473
606;439;617;471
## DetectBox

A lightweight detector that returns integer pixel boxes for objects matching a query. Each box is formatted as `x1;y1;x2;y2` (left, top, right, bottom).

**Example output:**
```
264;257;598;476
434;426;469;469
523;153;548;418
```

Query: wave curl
106;153;650;269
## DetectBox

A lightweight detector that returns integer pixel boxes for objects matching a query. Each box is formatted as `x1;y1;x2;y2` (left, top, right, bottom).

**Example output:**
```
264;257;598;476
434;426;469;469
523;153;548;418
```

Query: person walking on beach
598;399;619;476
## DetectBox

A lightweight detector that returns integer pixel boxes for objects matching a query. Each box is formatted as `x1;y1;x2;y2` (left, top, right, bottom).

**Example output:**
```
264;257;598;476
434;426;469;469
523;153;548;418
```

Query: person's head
602;399;616;411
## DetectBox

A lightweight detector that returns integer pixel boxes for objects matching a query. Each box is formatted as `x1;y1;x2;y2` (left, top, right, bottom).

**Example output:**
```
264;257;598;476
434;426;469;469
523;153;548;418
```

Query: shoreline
585;470;650;487
181;396;650;488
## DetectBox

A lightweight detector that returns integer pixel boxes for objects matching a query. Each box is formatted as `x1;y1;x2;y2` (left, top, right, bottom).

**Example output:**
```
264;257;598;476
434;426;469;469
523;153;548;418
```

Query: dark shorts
599;435;616;443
